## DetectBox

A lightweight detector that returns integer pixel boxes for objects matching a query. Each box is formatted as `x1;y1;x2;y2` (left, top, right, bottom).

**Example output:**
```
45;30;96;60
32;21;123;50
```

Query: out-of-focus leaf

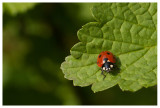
3;3;36;16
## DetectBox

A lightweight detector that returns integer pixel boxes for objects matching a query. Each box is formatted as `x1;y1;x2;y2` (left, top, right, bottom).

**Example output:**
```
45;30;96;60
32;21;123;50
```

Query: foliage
3;3;157;105
3;3;90;105
61;3;157;93
3;3;36;16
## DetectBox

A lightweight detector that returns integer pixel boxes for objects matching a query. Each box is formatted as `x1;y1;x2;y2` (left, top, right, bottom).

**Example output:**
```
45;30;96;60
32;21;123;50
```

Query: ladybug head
102;58;114;72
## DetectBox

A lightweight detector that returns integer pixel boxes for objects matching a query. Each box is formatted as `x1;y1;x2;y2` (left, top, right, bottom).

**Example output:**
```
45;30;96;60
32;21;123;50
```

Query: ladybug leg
103;75;106;80
101;69;106;80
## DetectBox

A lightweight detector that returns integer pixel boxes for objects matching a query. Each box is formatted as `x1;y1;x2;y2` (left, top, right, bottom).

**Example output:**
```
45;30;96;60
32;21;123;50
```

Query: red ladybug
97;51;116;78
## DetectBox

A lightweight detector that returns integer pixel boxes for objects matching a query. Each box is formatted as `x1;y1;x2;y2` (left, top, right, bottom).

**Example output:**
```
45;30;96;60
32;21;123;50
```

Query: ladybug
97;51;116;78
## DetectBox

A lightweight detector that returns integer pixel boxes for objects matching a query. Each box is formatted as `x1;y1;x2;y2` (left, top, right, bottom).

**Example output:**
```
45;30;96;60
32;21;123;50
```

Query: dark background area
3;3;157;105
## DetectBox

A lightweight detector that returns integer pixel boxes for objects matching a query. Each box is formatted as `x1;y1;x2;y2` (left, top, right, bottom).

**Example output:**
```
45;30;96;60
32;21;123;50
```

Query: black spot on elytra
99;54;101;58
107;52;110;55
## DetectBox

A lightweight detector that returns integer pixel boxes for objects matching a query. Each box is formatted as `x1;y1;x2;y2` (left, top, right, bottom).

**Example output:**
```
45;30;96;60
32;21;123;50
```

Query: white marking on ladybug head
103;60;105;64
107;60;110;62
103;67;106;70
106;68;108;70
110;65;113;68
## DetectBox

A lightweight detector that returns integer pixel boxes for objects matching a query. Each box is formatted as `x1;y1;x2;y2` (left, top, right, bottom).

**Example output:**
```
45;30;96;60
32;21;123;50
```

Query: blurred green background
3;3;157;105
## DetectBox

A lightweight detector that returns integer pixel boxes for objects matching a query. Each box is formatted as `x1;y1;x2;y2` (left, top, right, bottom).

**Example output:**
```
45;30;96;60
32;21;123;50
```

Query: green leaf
3;3;36;16
61;3;157;93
